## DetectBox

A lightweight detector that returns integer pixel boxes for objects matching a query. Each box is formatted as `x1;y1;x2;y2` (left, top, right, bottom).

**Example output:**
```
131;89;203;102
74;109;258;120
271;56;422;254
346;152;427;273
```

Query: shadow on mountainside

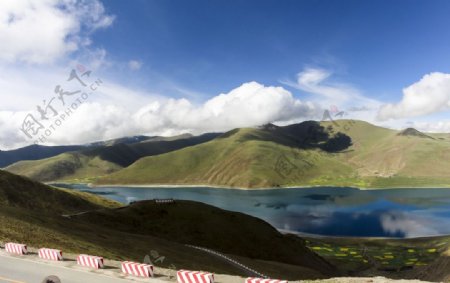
223;121;352;153
282;121;352;152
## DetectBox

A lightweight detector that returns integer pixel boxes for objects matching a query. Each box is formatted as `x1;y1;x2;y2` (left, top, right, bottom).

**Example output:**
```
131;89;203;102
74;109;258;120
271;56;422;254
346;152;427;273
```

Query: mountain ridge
95;120;450;188
7;120;450;188
5;133;221;182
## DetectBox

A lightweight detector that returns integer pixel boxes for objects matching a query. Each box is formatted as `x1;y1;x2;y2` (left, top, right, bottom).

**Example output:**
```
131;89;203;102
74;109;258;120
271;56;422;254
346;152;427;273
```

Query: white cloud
133;82;319;134
0;80;319;150
406;120;450;133
0;111;30;149
282;68;381;111
128;60;142;71
0;0;114;64
378;72;450;121
288;68;358;101
73;48;110;71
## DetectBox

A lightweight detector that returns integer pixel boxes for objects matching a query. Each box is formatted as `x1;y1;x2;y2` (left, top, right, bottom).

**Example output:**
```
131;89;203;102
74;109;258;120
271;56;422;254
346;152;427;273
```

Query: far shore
49;182;450;191
279;229;450;240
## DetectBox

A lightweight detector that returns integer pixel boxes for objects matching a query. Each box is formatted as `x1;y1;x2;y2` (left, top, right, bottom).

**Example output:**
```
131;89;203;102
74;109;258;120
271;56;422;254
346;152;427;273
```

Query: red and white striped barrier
246;278;288;283
77;254;104;269
4;243;27;255
38;248;63;261
121;261;154;277
177;270;214;283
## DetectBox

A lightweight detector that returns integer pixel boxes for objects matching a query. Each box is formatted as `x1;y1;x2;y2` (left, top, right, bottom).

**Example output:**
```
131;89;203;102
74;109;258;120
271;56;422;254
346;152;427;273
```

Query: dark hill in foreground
74;199;336;274
0;170;119;213
0;170;334;279
2;170;449;281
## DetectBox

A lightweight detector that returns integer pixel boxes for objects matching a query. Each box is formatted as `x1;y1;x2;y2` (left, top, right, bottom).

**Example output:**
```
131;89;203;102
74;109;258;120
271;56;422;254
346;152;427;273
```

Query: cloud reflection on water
60;184;450;238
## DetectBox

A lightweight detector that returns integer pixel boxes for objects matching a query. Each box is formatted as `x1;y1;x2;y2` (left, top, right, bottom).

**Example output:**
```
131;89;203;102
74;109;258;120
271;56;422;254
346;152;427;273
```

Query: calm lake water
56;184;450;238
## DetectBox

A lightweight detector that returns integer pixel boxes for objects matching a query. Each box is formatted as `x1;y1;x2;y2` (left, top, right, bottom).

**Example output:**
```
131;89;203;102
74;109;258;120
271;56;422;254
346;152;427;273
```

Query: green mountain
87;135;152;147
0;135;156;168
6;133;220;182
96;120;450;188
0;144;84;168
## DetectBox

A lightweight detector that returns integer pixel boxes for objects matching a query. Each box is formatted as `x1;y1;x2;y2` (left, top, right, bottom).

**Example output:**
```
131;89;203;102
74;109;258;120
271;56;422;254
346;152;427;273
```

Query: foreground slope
6;133;220;182
74;200;337;277
2;170;449;281
97;120;450;188
0;170;334;279
0;170;119;213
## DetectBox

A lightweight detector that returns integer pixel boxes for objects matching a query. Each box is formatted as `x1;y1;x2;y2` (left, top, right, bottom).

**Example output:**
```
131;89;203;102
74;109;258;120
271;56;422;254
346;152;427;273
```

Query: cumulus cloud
0;2;325;150
0;111;31;149
405;120;450;133
0;80;319;150
0;0;114;64
128;60;142;71
378;72;450;121
128;82;319;137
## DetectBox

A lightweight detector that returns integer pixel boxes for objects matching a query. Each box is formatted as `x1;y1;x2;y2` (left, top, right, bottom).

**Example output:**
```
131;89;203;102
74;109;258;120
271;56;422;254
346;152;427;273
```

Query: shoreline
59;182;450;191
279;229;450;241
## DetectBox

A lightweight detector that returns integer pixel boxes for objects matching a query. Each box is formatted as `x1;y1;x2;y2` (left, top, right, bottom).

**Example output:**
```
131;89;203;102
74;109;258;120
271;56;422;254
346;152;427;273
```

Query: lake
56;184;450;238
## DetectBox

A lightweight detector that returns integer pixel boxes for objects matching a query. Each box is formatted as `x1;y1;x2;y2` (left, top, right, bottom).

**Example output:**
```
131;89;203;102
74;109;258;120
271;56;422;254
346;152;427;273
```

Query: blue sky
97;0;450;100
2;0;450;149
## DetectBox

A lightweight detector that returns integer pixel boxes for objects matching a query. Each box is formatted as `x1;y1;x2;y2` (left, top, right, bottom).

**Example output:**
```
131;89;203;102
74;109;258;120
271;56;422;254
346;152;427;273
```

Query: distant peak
259;123;279;131
398;128;433;139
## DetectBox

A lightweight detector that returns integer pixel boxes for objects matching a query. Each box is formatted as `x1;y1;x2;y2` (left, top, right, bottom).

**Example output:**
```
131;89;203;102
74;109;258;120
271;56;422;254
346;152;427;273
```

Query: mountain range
5;133;220;182
96;120;450;188
5;119;450;188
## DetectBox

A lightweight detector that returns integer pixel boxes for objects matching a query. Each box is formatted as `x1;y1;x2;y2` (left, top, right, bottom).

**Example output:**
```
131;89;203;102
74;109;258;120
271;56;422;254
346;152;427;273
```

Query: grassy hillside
5;152;121;182
6;133;220;182
96;120;450;188
302;234;450;282
0;135;159;168
0;144;83;168
326;120;450;187
0;170;334;279
74;200;336;276
0;170;120;213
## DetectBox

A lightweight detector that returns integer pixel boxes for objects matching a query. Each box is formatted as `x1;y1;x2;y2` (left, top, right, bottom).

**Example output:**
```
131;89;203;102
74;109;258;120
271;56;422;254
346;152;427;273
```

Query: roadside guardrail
0;242;289;282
